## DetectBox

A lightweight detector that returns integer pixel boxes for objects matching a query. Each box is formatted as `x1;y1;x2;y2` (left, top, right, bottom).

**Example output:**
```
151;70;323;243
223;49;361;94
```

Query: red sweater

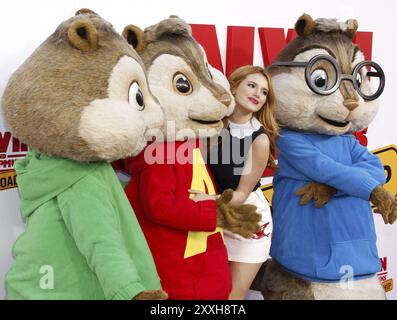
121;139;231;300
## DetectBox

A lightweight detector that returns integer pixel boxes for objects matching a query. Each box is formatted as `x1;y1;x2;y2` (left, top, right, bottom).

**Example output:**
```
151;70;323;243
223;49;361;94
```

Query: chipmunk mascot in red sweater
119;16;261;299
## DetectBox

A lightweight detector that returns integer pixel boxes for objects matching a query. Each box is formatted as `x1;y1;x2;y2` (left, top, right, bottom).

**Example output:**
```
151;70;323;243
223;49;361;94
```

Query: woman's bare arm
230;133;270;205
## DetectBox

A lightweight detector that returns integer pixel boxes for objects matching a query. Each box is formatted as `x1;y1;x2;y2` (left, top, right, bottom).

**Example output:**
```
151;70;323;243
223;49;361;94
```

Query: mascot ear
295;13;315;37
144;16;192;44
68;19;98;52
344;19;359;39
75;8;98;16
122;25;146;54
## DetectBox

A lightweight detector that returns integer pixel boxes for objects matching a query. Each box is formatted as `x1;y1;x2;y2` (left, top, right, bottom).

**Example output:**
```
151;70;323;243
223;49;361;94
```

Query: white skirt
224;188;273;263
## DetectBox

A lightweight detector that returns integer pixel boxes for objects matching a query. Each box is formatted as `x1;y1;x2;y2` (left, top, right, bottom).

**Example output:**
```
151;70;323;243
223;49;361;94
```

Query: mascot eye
356;73;362;88
128;81;145;111
173;73;193;95
310;69;328;89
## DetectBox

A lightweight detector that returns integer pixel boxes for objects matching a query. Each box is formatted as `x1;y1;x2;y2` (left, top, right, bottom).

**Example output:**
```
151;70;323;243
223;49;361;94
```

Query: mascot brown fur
2;9;167;300
253;13;395;300
119;16;261;299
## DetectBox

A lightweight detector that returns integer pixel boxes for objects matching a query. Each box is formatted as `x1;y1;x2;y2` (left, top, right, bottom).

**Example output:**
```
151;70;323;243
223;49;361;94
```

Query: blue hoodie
270;129;385;282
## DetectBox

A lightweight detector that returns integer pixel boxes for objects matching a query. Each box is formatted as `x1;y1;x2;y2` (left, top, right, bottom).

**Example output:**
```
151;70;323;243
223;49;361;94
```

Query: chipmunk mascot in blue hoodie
255;14;395;299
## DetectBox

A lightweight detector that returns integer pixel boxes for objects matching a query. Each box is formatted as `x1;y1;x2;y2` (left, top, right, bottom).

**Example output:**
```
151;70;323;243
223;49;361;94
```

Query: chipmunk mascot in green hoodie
2;9;167;300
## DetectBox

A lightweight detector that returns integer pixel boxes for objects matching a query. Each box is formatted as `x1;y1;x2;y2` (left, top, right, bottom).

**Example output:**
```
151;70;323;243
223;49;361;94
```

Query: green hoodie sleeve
57;172;145;300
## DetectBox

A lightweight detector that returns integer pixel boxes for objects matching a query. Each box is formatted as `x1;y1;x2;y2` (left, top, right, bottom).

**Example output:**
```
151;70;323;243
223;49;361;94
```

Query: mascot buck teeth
255;13;396;300
2;9;167;300
119;16;261;299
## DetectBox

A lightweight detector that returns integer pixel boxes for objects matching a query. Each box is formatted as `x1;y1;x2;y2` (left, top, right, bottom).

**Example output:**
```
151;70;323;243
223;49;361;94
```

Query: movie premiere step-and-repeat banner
1;0;396;299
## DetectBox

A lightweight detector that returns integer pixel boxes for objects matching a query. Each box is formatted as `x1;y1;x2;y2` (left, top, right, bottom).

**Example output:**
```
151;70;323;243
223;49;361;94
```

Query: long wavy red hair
228;65;279;169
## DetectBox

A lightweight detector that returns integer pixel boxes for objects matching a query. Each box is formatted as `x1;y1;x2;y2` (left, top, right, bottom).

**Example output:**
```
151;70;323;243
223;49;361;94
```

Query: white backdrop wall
1;0;396;299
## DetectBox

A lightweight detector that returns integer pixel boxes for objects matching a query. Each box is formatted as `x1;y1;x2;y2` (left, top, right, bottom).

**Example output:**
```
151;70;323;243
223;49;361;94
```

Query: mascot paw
371;185;397;225
133;289;168;300
296;182;337;208
216;189;261;238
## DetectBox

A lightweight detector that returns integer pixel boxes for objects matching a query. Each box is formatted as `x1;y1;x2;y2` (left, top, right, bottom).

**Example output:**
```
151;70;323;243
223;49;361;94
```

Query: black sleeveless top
208;123;266;194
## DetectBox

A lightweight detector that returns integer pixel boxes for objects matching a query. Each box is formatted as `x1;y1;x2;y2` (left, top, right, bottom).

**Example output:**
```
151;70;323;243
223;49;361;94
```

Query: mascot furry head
253;14;395;300
2;9;167;300
270;13;384;136
3;8;163;162
122;15;234;141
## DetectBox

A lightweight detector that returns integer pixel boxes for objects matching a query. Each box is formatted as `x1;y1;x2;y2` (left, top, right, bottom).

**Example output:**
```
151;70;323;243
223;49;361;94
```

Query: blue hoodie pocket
316;239;380;281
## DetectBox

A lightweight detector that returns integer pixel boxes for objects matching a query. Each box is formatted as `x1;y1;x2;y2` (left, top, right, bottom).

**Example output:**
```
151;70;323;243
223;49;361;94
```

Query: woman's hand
189;189;218;202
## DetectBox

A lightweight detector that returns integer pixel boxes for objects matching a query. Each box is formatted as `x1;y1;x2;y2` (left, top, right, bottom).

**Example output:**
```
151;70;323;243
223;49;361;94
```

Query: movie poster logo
0;131;27;191
378;257;394;293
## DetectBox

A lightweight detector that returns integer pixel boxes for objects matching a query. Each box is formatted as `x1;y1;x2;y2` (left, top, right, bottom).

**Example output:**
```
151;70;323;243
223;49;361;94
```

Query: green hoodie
5;150;161;300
